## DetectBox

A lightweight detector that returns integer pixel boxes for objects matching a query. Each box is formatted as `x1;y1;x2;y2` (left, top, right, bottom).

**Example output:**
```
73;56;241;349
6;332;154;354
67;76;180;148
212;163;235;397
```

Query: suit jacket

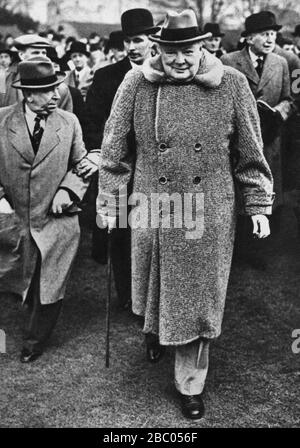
221;47;291;108
0;102;90;303
85;56;132;150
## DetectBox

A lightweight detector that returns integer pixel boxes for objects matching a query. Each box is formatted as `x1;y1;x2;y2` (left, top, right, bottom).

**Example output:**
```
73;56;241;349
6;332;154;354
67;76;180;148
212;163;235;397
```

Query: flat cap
14;34;51;50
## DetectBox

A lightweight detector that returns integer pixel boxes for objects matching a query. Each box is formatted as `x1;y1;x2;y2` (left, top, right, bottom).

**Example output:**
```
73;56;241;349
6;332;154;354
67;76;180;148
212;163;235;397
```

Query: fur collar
142;49;224;88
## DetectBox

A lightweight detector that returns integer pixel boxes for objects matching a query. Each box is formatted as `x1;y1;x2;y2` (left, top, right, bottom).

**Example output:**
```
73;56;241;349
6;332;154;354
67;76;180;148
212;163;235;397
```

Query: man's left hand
51;189;73;215
251;214;270;239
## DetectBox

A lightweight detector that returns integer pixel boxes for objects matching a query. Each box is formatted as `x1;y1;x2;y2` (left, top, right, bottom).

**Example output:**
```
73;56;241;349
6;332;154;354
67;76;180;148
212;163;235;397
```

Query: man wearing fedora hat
202;23;226;58
222;10;292;267
97;9;273;420
0;56;99;363
0;34;73;112
85;9;160;313
66;41;94;101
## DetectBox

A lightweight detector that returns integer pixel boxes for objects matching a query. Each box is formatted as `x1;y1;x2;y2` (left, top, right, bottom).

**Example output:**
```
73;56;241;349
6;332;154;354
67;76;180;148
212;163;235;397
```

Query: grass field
0;208;299;428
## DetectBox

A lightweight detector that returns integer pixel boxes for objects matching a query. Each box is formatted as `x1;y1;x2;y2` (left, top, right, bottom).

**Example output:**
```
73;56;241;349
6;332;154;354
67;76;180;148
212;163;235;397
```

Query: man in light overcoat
0;57;98;363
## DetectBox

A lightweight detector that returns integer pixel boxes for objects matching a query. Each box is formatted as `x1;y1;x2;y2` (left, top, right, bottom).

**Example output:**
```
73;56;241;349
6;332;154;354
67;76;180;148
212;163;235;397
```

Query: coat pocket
0;212;21;250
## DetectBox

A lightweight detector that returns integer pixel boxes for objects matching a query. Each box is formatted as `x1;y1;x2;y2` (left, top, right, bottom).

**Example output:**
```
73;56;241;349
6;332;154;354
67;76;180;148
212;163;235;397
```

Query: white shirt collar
248;47;264;66
24;103;45;135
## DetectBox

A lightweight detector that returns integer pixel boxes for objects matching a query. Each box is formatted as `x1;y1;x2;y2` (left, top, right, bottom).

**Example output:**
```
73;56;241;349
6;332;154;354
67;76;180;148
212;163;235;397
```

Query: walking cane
105;228;112;368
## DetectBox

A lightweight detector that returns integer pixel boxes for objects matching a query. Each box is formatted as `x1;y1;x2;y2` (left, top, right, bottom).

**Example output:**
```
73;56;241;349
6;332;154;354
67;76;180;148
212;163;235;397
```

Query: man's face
25;86;61;115
283;44;295;53
19;46;47;61
160;43;202;82
124;34;151;64
0;53;12;69
203;36;222;53
247;29;277;55
111;48;127;62
70;52;88;70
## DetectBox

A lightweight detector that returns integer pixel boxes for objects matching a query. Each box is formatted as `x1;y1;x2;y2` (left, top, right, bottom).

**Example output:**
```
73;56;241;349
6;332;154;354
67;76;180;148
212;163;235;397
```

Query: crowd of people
0;7;299;422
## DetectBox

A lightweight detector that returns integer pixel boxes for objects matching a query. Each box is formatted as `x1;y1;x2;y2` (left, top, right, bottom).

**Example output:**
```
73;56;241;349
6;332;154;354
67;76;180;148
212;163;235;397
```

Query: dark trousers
23;255;62;353
92;225;131;306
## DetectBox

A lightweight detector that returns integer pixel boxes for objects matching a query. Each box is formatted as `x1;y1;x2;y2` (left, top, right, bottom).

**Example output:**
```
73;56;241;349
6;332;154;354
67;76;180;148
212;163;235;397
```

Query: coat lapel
32;110;61;168
8;102;35;164
258;53;277;91
236;48;260;85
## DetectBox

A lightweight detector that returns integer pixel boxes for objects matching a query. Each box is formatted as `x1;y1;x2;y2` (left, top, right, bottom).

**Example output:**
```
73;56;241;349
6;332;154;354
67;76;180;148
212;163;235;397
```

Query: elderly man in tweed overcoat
97;10;274;420
0;57;98;363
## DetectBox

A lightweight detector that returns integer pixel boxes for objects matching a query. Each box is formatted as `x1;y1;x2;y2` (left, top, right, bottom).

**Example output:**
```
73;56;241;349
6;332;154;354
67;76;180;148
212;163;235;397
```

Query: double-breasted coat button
159;143;167;152
194;143;202;152
159;176;168;185
193;176;201;185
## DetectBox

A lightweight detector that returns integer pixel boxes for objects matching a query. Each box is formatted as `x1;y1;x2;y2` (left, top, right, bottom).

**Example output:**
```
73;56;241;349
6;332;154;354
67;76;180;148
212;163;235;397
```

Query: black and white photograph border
0;0;299;430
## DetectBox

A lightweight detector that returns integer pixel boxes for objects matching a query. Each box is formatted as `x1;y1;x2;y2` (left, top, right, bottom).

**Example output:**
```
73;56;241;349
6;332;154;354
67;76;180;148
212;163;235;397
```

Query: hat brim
149;32;212;45
12;72;66;89
125;26;161;37
241;24;282;37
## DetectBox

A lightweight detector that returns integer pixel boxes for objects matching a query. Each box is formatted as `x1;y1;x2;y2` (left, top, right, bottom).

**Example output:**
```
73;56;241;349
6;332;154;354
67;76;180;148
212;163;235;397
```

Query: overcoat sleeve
97;70;141;216
58;114;91;201
231;72;274;215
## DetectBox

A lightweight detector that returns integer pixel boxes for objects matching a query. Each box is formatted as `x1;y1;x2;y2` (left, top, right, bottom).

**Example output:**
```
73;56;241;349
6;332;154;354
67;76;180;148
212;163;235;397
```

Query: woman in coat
97;10;274;420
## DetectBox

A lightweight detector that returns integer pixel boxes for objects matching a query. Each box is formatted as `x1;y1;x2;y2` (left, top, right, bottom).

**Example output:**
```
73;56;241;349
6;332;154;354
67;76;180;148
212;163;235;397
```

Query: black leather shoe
180;394;205;420
20;348;42;363
145;334;165;363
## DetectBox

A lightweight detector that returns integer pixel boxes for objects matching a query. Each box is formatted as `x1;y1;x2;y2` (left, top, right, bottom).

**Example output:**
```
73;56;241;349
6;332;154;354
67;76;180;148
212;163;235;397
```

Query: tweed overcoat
98;52;274;345
221;47;292;208
0;103;89;304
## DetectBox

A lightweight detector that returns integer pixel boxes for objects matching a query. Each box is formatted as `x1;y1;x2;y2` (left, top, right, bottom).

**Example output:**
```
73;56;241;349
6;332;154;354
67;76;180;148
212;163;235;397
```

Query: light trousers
174;338;210;396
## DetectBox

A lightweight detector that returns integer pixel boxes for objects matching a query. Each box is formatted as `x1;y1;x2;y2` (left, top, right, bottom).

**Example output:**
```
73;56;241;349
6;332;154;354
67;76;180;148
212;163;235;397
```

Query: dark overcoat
221;47;292;207
98;53;274;345
0;103;89;304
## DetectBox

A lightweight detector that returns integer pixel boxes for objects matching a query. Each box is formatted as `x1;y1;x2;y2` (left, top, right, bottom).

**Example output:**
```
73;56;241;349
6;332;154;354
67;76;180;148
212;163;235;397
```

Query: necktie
75;71;80;88
32;115;44;154
256;57;264;78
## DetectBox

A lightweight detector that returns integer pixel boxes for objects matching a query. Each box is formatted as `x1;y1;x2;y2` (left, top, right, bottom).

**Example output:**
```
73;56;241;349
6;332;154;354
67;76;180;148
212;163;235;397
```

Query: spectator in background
0;34;73;111
202;23;226;58
89;43;107;71
277;35;296;54
65;41;94;101
85;8;160;312
88;32;101;46
0;47;18;71
222;11;292;269
4;34;15;49
105;30;127;64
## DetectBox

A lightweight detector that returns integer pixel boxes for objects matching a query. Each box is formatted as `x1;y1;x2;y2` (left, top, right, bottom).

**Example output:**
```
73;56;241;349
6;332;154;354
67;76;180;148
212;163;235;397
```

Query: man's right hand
96;213;116;231
0;198;14;214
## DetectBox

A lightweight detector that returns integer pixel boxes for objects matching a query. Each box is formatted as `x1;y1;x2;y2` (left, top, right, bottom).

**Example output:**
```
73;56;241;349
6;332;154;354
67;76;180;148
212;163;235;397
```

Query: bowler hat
14;34;51;50
12;56;66;89
149;9;211;45
68;41;90;57
107;30;125;50
203;23;224;37
121;8;160;37
292;24;300;37
241;11;282;37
